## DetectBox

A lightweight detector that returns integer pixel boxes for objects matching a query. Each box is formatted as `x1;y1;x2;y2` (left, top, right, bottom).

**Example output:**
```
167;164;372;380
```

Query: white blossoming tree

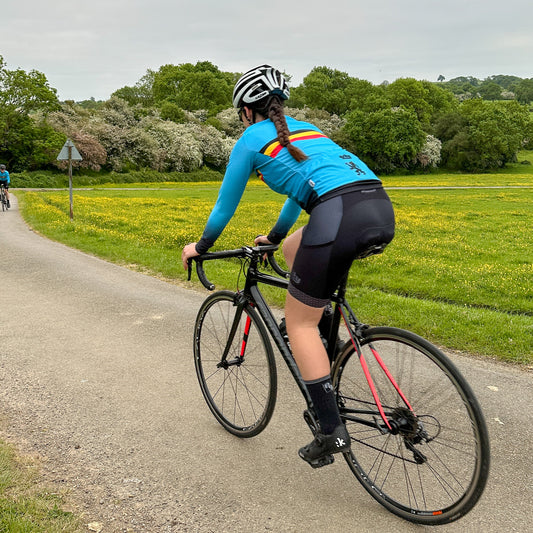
416;135;442;169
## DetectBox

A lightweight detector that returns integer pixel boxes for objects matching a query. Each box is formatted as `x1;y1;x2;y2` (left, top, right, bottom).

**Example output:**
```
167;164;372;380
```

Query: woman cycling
0;164;10;208
182;65;395;467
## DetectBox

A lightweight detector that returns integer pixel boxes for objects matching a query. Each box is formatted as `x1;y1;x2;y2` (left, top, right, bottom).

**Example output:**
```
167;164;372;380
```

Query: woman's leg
284;293;330;381
285;292;349;462
282;229;349;464
281;227;302;270
282;226;331;380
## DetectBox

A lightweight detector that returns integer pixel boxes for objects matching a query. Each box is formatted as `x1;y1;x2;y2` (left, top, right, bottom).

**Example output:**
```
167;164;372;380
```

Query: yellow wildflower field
16;182;533;363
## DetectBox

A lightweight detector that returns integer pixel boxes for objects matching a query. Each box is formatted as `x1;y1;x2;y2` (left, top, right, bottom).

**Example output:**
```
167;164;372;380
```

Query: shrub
142;119;203;172
101;97;137;127
57;131;107;171
214;108;245;137
11;168;224;188
416;135;442;169
337;107;426;173
159;101;187;123
436;99;530;171
189;123;234;169
285;107;345;137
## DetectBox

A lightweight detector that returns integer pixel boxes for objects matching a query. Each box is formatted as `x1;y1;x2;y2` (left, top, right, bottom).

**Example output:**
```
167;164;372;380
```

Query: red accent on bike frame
358;351;392;430
340;310;415;425
341;314;392;430
369;346;414;413
240;315;252;357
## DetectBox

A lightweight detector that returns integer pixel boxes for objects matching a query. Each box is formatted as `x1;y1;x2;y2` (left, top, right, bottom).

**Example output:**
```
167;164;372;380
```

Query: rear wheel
194;291;277;437
333;327;490;525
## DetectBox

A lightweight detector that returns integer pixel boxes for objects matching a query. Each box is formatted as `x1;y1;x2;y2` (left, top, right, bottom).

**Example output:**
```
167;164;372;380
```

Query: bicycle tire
1;192;5;211
332;327;490;525
194;290;277;438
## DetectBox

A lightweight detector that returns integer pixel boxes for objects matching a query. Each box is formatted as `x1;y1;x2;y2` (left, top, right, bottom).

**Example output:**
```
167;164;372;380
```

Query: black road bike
0;184;9;211
188;245;490;525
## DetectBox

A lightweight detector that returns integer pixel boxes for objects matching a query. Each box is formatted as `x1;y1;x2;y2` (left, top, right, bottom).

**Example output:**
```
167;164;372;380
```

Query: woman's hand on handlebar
254;234;273;246
254;235;274;263
182;242;199;270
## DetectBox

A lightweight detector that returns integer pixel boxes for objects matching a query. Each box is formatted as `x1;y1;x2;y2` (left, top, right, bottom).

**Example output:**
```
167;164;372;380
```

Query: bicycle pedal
305;454;335;469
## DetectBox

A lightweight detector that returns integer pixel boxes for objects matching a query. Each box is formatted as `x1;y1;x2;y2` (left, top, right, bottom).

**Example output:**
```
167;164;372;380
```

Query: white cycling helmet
232;64;290;109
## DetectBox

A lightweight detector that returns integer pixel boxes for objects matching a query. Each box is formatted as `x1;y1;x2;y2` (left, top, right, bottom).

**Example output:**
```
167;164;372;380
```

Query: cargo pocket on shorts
301;196;343;247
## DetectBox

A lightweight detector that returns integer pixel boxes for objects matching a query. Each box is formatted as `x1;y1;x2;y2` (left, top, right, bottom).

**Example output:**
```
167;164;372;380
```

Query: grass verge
0;439;80;532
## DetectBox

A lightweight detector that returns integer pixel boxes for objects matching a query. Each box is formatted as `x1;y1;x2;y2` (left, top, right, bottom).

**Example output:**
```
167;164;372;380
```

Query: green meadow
15;163;533;365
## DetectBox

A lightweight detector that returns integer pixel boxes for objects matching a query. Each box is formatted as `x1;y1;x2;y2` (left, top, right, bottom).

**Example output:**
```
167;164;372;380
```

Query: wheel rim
194;293;276;436
335;332;488;522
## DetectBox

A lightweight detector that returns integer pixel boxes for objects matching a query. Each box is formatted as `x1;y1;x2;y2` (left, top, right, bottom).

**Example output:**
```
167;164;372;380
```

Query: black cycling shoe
299;424;351;469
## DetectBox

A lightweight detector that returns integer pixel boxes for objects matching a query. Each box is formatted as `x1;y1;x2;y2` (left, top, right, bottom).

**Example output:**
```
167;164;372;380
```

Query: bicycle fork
217;294;249;369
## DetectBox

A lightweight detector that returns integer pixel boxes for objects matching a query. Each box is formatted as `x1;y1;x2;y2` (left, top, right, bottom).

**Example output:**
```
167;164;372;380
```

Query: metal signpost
57;139;82;219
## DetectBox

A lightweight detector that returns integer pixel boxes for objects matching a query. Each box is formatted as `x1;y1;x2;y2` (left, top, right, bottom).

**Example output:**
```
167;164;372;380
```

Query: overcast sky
1;0;531;102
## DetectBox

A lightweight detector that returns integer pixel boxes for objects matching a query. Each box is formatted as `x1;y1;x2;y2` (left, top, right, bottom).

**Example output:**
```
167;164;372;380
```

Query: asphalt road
0;195;531;532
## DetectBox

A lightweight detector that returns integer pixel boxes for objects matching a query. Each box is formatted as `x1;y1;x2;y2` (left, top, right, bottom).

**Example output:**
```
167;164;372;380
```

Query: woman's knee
285;293;324;331
282;228;303;270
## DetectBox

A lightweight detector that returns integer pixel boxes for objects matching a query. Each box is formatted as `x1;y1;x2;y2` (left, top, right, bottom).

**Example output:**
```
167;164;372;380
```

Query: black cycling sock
305;375;342;435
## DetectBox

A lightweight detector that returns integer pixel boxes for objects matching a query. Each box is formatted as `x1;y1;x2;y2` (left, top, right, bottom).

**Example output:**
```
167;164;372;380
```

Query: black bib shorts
288;183;395;308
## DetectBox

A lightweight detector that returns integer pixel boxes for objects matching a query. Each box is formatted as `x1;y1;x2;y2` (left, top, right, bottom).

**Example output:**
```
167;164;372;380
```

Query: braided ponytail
257;96;308;163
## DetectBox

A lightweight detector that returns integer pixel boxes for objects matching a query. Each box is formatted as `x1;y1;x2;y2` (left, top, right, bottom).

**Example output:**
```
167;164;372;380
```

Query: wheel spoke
335;327;489;524
194;292;277;437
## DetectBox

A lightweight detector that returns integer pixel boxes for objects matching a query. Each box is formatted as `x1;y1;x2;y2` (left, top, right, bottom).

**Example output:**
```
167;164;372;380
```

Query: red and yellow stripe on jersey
260;129;328;158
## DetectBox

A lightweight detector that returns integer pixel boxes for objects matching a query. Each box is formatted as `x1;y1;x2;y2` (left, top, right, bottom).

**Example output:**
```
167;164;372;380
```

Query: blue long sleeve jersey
196;116;380;253
0;170;10;184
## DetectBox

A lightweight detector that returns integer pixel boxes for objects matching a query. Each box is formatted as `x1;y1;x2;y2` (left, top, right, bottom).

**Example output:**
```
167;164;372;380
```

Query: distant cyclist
0;164;10;208
182;65;395;466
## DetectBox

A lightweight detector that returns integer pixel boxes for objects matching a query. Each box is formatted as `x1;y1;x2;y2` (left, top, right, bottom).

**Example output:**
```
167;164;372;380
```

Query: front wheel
332;327;490;525
193;291;277;438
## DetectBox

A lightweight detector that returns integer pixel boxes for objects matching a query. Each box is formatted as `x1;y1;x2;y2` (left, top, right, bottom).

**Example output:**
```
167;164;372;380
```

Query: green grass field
15;163;532;365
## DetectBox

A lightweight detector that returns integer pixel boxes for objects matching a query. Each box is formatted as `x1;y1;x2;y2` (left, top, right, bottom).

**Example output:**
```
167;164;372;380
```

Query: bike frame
191;245;490;525
191;246;413;433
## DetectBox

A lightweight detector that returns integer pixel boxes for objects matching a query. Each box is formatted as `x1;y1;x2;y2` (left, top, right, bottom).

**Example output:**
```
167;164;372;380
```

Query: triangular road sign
57;139;83;161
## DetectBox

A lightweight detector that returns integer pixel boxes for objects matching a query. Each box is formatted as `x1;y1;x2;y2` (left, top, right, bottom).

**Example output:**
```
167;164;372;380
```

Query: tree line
1;56;532;176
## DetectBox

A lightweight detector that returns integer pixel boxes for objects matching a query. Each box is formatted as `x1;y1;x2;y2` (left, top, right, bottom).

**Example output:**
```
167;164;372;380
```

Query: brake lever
187;258;192;281
254;236;273;268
